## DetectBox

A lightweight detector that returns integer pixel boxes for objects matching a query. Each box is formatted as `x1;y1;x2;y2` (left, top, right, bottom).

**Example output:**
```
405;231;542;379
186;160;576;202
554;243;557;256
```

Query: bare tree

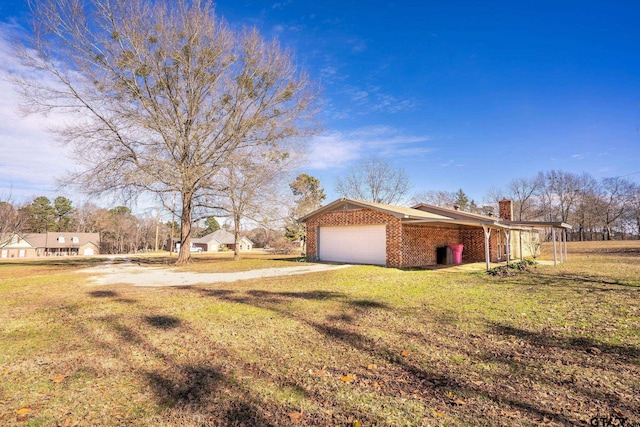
0;195;25;247
571;174;598;241
13;0;316;264
335;156;411;205
411;190;456;207
215;147;294;259
536;170;582;223
505;176;539;221
594;177;635;240
630;183;640;239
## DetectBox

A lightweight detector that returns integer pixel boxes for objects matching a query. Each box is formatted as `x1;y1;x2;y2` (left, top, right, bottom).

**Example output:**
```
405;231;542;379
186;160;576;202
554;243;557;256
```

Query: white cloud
346;37;367;53
0;23;76;200
306;126;433;170
272;0;292;9
340;85;417;114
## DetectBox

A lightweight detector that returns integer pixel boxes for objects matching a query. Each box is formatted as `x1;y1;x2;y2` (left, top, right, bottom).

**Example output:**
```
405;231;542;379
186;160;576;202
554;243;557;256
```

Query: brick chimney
498;198;513;221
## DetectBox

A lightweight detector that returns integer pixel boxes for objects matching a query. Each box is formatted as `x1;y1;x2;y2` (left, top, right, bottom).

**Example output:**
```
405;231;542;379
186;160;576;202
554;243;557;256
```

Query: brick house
1;232;101;259
300;198;571;269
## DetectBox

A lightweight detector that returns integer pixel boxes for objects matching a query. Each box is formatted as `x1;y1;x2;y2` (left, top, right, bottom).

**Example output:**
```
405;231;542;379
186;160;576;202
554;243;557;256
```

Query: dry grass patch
0;243;639;426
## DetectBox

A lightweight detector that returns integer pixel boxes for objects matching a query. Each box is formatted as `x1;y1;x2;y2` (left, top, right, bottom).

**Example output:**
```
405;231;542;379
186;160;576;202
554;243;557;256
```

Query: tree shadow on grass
78;301;284;426
0;258;104;268
88;290;119;298
475;322;640;418
490;322;640;363
145;315;181;329
511;270;640;289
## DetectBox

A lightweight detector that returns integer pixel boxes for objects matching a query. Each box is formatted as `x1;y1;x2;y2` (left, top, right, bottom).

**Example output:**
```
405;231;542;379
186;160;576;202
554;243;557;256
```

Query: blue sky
1;0;639;207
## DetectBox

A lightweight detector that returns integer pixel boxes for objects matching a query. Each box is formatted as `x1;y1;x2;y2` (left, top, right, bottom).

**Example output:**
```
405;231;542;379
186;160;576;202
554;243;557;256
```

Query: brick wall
499;199;513;220
305;208;403;267
460;228;487;262
401;225;461;266
306;207;501;267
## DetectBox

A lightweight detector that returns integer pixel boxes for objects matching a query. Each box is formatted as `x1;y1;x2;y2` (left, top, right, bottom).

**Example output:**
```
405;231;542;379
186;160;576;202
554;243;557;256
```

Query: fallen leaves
445;391;467;405
52;374;68;383
15;406;32;422
340;374;357;383
288;411;306;423
308;368;327;377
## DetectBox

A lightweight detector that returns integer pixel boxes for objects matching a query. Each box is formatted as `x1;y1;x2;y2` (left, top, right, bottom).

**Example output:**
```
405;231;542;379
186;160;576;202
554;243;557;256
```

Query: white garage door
318;225;386;265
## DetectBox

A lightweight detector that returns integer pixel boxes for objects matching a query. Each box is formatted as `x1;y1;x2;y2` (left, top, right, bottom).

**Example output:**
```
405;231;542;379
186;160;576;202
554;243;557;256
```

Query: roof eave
403;218;507;228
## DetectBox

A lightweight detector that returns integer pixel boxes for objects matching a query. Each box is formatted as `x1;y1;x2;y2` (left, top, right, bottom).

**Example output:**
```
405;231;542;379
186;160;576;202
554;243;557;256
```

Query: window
71;236;79;243
58;236;65;243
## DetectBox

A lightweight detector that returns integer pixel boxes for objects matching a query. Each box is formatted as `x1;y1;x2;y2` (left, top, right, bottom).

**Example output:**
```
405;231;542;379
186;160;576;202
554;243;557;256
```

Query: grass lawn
0;242;638;426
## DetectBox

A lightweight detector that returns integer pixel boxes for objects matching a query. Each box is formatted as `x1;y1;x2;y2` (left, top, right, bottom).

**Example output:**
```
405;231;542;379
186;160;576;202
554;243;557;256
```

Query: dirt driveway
81;260;351;287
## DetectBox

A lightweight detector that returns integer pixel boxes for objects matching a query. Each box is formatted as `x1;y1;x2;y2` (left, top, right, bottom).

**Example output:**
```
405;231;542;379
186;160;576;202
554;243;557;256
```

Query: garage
318;224;386;265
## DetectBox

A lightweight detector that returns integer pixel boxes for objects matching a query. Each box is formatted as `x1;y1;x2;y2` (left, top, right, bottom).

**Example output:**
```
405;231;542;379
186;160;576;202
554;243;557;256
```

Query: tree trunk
233;213;240;261
176;194;193;265
605;225;612;241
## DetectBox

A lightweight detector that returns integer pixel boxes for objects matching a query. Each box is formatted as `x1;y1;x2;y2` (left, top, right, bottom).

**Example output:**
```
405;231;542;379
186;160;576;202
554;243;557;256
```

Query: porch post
482;225;491;271
505;229;511;263
519;230;524;261
552;227;557;266
564;229;568;262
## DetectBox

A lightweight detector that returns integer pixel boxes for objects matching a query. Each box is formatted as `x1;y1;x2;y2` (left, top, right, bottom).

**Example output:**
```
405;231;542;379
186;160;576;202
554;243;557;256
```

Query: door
318;225;386;265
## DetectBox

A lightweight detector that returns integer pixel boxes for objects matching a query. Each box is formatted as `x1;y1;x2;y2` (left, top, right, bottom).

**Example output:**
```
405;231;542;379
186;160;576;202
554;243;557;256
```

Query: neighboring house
300;198;571;270
182;229;254;253
0;232;101;259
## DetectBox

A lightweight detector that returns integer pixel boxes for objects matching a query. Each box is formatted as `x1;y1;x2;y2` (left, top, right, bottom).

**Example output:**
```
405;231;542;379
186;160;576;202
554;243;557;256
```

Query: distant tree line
0;187;304;254
333;158;639;241
485;170;640;241
0;196;168;254
2;168;637;255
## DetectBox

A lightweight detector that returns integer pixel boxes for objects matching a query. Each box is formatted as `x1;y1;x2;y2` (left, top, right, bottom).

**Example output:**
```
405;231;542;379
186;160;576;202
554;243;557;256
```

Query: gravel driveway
81;260;351;287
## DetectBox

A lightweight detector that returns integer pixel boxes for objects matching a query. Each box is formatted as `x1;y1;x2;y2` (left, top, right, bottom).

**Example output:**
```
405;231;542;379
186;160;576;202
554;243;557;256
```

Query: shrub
269;239;301;255
487;259;536;277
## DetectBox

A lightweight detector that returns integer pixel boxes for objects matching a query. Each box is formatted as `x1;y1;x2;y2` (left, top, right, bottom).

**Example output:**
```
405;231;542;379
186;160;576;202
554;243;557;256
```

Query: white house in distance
1;232;101;258
178;229;254;253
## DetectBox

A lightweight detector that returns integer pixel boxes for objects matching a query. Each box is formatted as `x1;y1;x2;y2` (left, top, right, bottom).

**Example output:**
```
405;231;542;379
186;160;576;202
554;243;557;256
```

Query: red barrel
448;244;464;264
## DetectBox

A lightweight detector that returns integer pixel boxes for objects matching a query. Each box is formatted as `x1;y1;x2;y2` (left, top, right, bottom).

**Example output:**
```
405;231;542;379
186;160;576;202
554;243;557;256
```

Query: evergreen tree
22;196;56;233
54;196;74;231
454;189;470;211
285;174;326;241
199;217;221;237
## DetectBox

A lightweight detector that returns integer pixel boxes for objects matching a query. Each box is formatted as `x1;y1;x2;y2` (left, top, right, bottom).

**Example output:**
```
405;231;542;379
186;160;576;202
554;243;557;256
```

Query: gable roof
411;203;499;222
300;198;572;231
33;232;100;248
7;232;101;249
299;198;452;222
